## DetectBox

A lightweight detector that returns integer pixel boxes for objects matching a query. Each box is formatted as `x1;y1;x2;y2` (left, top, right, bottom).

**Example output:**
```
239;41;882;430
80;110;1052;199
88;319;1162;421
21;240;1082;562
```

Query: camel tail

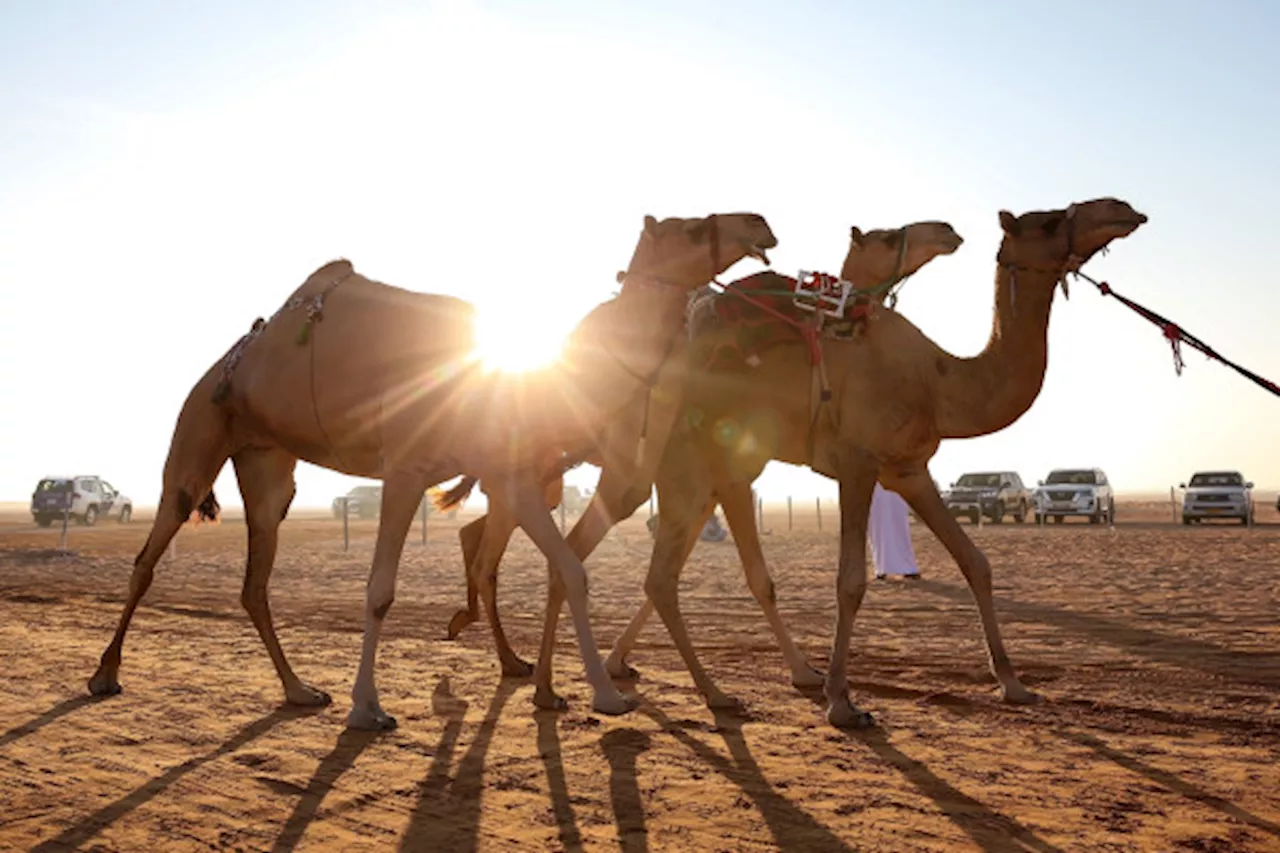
434;477;478;512
197;491;221;523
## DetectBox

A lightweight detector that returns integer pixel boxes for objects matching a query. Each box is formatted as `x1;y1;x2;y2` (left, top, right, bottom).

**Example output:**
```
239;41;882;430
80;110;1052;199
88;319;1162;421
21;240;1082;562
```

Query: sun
474;305;568;373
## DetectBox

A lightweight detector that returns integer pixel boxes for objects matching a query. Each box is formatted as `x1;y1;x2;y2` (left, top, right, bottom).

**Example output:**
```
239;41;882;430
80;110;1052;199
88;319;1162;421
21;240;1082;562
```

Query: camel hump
301;259;354;287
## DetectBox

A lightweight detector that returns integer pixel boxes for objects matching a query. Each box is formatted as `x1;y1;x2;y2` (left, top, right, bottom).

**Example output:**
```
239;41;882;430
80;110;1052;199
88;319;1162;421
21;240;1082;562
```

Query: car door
99;481;117;516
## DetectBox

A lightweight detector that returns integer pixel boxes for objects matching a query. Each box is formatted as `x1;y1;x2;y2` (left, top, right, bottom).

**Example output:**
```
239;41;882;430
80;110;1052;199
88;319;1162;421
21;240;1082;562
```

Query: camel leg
87;486;207;696
472;499;530;677
533;469;653;705
717;480;825;688
824;450;879;729
232;447;330;706
504;469;637;716
445;515;486;640
644;476;743;711
347;469;427;731
605;498;709;679
88;402;229;698
890;471;1040;704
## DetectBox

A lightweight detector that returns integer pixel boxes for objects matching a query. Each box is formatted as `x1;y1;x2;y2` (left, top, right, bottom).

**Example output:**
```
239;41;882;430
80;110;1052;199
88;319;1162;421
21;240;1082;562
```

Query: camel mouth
746;244;773;265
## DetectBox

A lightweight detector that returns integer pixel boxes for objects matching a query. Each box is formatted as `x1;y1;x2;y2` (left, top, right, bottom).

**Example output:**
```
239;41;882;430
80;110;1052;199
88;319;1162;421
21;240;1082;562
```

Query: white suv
30;475;133;527
1180;471;1253;525
1033;468;1115;525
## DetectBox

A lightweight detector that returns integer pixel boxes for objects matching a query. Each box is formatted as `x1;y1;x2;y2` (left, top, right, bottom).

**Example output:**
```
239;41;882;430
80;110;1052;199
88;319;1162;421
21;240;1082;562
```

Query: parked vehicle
944;471;1034;524
1179;471;1254;525
331;484;458;520
332;485;384;519
30;475;133;527
647;511;728;542
1033;468;1115;524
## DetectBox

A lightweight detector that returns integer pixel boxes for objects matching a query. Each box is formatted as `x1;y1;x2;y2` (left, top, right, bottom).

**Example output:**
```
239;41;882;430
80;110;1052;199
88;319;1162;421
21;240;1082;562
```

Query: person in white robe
868;482;921;579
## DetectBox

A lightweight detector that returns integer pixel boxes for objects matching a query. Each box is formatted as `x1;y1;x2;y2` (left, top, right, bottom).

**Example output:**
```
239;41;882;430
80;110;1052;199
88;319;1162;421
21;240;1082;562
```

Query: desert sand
1;499;1278;852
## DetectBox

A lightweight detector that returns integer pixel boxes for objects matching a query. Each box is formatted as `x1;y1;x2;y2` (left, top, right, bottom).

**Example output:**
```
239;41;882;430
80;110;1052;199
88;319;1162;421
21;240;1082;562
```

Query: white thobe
868;482;921;577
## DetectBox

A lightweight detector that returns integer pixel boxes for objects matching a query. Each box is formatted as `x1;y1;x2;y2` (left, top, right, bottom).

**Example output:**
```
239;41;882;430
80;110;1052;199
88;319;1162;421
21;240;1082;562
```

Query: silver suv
1033;468;1115;525
1180;471;1253;525
30;475;133;527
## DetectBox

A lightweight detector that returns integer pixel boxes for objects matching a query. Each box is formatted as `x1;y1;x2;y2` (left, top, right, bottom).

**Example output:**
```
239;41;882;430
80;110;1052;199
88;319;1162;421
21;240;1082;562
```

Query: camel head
997;197;1147;298
839;221;964;292
620;212;777;293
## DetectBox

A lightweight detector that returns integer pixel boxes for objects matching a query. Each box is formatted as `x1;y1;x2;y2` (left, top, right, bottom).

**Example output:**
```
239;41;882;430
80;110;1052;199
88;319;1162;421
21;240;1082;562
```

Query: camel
84;211;778;730
446;198;1147;728
441;220;966;709
603;197;1148;728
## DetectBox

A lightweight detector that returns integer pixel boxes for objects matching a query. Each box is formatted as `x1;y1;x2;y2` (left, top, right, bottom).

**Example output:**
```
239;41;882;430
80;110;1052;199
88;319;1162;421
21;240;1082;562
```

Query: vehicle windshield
956;474;1001;487
1045;470;1097;485
36;479;73;492
350;486;381;499
1189;472;1242;487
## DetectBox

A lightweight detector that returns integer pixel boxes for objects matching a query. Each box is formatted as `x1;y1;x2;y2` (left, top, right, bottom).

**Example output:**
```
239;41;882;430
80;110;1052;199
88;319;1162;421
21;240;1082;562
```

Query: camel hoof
346;706;398;731
500;657;534;678
1002;685;1044;705
286;683;332;707
593;691;641;716
827;702;876;730
706;693;746;715
87;673;122;697
605;657;640;680
445;609;475;641
791;666;826;689
533;687;569;711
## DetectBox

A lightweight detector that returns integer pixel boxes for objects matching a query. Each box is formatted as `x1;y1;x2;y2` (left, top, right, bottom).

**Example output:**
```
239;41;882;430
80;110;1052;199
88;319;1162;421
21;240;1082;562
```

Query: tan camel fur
605;198;1148;728
85;212;777;729
443;221;965;710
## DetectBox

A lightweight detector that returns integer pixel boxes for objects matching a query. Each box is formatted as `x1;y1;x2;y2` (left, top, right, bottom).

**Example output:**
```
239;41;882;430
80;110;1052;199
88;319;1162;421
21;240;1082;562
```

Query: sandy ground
1;500;1278;852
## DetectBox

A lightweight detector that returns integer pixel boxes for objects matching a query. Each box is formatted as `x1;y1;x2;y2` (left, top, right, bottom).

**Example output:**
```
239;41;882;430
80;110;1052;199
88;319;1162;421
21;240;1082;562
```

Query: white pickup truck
1179;471;1254;525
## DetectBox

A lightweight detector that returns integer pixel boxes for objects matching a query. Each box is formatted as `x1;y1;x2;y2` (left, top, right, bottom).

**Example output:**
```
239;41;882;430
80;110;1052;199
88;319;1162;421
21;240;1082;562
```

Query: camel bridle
996;205;1084;315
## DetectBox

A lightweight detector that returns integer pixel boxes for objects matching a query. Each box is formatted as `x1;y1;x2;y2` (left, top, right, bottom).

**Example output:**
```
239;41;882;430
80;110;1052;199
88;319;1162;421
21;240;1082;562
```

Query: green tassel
296;321;311;346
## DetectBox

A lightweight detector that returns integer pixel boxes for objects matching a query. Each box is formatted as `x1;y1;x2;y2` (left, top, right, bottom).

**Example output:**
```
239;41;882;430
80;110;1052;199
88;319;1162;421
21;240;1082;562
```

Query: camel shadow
268;727;385;852
600;728;652;853
535;710;585;853
641;706;854;853
913;579;1280;688
398;676;519;852
0;694;101;749
844;727;1066;853
30;706;308;852
1056;729;1280;840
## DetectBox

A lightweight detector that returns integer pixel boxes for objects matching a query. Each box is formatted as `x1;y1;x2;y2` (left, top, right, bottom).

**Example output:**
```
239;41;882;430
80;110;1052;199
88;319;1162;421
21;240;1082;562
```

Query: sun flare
474;307;568;373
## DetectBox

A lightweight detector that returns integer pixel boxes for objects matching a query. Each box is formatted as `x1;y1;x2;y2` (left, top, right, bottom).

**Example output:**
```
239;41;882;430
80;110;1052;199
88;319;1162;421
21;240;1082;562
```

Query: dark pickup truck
944;471;1033;524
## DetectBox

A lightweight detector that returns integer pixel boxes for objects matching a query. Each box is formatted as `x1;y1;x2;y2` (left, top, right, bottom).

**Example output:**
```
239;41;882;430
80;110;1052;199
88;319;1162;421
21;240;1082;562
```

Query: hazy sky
2;0;1277;509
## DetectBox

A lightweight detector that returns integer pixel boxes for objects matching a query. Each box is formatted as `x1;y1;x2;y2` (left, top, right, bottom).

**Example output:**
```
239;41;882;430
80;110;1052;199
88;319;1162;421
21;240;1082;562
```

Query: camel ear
849;226;864;247
998;210;1019;236
644;215;658;234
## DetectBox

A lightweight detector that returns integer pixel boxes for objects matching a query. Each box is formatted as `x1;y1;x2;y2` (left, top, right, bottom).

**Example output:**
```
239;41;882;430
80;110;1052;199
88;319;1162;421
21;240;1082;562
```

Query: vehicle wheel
1108;500;1116;525
1034;513;1043;524
1054;515;1064;524
119;505;132;524
968;510;980;525
83;505;98;527
1182;516;1192;525
35;515;53;528
1014;501;1027;523
990;501;1005;524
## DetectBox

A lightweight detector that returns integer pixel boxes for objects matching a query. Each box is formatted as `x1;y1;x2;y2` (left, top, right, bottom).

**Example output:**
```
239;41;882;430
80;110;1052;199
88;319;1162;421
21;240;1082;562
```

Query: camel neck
935;262;1058;439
